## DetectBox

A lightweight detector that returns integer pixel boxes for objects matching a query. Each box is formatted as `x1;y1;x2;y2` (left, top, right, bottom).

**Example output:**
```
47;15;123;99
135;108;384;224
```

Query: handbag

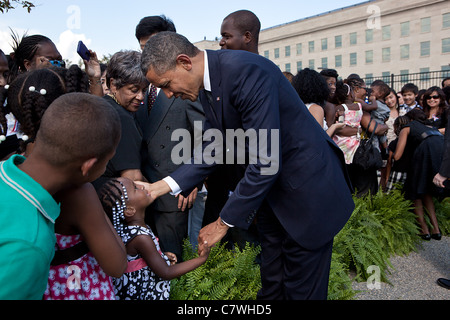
352;119;383;170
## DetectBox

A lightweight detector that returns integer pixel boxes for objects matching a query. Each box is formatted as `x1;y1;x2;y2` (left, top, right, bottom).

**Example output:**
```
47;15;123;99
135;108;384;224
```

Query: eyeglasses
49;60;66;68
427;95;440;100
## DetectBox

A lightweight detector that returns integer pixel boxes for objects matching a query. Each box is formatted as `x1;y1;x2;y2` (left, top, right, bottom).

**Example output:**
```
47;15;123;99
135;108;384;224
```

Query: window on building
420;41;430;56
264;50;269;59
365;29;374;43
420;67;430;81
297;61;302;71
335;35;342;48
365;50;374;64
285;45;291;57
382;71;390;83
382;47;391;62
401;21;410;37
335;55;342;68
296;43;302;55
309;59;315;69
400;70;409;83
382;25;391;40
321;57;328;69
442;65;450;77
321;38;328;51
285;63;291;73
274;48;280;59
350;52;357;66
400;44;410;59
443;38;450;53
443;13;450;29
309;41;315;53
349;32;357;45
421;17;431;33
365;73;374;84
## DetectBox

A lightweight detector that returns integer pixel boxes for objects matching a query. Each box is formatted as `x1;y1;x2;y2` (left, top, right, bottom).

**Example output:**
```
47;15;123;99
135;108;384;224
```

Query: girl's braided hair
4;65;89;152
97;178;130;243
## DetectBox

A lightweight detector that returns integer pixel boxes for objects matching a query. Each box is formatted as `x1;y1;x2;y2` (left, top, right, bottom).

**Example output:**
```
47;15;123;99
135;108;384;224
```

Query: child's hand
331;122;346;130
165;252;177;265
198;241;211;258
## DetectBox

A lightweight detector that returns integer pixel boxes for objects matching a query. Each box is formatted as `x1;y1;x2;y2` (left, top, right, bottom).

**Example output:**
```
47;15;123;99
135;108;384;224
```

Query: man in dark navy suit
135;16;205;261
140;31;354;300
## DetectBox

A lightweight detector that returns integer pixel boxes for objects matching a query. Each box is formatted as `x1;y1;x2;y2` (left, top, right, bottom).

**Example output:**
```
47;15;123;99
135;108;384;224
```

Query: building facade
195;0;450;90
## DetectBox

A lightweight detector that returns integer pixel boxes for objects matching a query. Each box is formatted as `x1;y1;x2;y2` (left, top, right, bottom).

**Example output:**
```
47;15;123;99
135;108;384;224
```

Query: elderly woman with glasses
422;86;448;134
92;50;150;190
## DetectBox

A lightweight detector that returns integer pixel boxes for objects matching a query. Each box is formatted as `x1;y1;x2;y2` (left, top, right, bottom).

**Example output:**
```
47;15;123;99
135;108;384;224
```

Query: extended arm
393;128;410;161
131;235;209;280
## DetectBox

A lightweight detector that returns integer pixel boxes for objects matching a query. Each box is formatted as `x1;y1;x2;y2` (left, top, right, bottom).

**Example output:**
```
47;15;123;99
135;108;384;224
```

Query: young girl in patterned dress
333;80;388;197
332;81;364;165
97;177;210;300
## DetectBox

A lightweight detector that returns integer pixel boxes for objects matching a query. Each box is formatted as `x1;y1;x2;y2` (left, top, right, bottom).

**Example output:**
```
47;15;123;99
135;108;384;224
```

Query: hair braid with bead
97;179;131;243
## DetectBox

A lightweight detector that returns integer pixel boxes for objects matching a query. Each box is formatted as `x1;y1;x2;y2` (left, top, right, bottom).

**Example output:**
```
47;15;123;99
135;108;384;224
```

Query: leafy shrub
170;240;261;300
434;197;450;235
327;251;357;300
332;188;420;286
170;189;448;300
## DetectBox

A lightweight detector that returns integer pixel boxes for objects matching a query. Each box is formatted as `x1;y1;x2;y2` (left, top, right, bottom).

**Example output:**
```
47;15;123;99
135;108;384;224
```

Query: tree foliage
0;0;35;13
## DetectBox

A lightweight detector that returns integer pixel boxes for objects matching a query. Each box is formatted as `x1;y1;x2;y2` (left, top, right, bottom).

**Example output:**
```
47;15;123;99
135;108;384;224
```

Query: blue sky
0;0;365;63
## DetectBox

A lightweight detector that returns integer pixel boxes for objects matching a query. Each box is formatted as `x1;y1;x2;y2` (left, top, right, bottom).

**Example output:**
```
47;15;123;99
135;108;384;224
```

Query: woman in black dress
92;50;149;190
393;108;443;240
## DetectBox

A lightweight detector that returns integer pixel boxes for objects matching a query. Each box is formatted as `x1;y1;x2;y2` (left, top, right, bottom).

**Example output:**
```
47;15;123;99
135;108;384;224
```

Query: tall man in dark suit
140;32;354;300
135;17;205;261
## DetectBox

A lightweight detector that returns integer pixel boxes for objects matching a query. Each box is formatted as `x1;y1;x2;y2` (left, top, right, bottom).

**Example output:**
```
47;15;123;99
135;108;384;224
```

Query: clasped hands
134;180;229;254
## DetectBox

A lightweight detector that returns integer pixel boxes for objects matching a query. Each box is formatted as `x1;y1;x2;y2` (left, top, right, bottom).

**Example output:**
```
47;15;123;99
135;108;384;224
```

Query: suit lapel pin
217;97;220;101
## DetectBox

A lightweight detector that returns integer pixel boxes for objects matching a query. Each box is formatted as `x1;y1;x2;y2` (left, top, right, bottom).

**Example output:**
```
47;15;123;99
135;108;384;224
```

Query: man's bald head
220;10;261;53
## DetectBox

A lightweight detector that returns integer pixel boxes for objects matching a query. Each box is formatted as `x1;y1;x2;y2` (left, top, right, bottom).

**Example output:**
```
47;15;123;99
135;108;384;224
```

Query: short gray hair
106;50;149;89
140;31;200;76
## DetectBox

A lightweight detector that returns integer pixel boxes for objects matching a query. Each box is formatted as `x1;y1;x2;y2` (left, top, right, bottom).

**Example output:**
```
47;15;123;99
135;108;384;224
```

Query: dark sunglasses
427;95;440;100
49;60;66;68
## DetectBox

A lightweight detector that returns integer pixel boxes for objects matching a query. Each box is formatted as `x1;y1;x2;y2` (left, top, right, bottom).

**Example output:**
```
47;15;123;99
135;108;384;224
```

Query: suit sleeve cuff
163;176;182;196
220;217;234;228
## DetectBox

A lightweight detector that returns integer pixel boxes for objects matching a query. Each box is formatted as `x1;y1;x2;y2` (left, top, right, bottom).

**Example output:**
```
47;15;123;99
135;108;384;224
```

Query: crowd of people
290;68;450;241
0;9;449;301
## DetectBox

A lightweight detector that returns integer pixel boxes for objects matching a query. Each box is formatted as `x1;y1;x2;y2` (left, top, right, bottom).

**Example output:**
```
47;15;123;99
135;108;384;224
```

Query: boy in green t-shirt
0;93;120;299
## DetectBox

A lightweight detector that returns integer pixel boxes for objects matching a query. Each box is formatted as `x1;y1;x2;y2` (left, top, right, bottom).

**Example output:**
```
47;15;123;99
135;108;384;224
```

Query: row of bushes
170;188;450;300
